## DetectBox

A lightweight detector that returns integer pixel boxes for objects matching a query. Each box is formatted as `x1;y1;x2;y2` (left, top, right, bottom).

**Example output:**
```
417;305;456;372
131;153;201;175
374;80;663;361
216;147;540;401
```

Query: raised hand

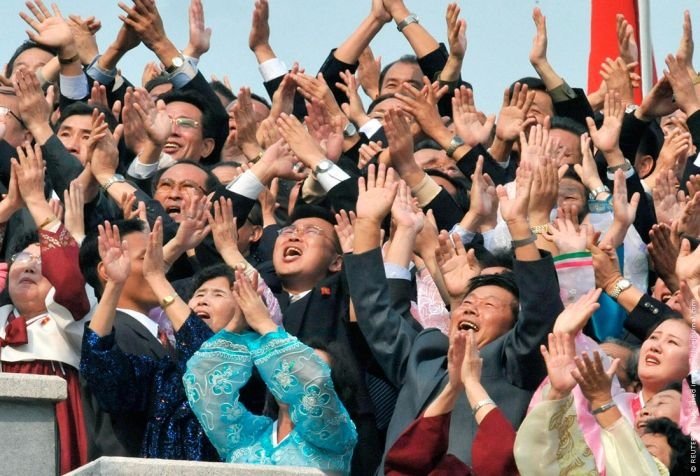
356;163;399;224
665;54;700;116
66;14;100;65
653;169;687;225
599;169;640;249
552;288;602;336
540;332;577;400
64;181;85;244
591;244;623;295
356;47;381;100
648;223;681;293
207;197;240;260
118;0;169;51
451;86;495;147
435;230;481;302
679;191;700;238
600;57;636;105
447;330;467;389
0;162;24;223
14;142;45;204
544;219;592;255
495;83;536;143
528;151;558;225
676;11;694;73
337;69;370;128
358;140;384;169
586;92;624;155
232;87;263;159
13;67;51;141
142;217;166;279
257;137;308;182
384;108;416;173
20;1;74;54
571;351;620;408
574;134;605;194
446;3;467;61
529;7;548;67
496;160;533;225
460;329;482;386
292;72;343;119
249;0;272;57
184;0;211;59
395;77;447;139
334;210;356;254
132;88;171;147
233;269;276;335
171;193;211;251
616;14;639;65
391;181;424;234
98;221;131;285
87;110;123;181
269;69;297;119
465;156;497;228
677;238;700;288
519;122;549;166
304;99;343;162
276;113;326;168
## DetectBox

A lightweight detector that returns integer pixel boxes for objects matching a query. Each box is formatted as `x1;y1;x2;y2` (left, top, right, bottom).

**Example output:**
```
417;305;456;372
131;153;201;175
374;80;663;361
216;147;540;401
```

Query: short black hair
367;93;397;114
510;77;547;94
79;219;148;298
288;204;341;253
151;159;220;195
465;272;520;318
379;55;419;91
6;41;56;77
646;316;689;339
209;80;236;105
425;168;469;212
159;89;223;164
184;263;236;301
55;101;118;133
550;116;587;136
144;75;172;93
250;92;271;110
643;417;695;476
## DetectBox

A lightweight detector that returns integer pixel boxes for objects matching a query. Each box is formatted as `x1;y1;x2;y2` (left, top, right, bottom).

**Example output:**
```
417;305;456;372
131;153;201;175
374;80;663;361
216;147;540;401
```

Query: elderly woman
0;144;91;473
184;268;358;474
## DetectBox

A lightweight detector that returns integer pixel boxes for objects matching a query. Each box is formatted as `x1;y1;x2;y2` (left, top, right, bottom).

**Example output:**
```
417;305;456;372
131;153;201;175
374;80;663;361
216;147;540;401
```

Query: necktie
0;315;28;348
158;327;174;354
365;372;398;431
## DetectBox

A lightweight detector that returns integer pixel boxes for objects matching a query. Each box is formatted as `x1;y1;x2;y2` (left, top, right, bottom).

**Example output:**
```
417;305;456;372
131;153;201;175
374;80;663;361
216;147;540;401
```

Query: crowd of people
0;0;699;474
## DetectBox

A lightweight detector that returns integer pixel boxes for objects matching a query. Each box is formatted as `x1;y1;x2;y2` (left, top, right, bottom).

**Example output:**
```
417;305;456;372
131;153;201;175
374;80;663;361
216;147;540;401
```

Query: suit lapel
115;312;166;359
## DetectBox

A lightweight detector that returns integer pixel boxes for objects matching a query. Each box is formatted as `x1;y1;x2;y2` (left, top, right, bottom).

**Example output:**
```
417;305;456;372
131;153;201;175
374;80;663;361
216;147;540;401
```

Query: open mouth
166;206;181;216
458;320;479;332
195;311;210;320
283;246;303;259
644;355;660;366
163;142;180;153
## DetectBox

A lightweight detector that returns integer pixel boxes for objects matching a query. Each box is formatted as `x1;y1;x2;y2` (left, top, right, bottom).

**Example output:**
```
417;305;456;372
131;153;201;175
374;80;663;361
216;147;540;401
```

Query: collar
117;308;159;339
288;289;312;303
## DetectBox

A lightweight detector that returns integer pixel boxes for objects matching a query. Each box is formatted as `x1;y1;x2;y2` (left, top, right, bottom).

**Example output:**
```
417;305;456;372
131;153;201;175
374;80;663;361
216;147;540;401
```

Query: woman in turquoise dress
183;269;357;475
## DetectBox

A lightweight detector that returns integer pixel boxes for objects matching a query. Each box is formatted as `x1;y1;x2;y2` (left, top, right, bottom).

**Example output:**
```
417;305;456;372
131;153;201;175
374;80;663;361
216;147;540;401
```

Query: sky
0;1;699;114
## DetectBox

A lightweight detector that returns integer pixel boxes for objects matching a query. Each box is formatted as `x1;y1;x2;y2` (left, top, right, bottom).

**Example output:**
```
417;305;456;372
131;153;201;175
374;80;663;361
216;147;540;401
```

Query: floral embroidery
273;359;298;390
300;385;331;418
220;401;244;423
208;367;235;395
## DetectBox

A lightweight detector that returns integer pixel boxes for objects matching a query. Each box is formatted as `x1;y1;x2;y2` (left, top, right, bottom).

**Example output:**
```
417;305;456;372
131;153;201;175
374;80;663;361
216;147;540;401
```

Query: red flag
588;0;652;103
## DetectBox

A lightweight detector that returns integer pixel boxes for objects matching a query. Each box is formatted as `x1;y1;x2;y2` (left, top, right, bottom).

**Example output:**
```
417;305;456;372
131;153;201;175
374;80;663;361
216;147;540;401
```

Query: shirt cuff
184;55;199;68
359;119;382;138
384;263;411;280
315;164;350;192
449;224;476;245
548;80;576;102
168;58;199;89
258;58;288;82
127;156;160;179
411;174;442;207
59;73;90;100
85;55;117;85
228;169;264;199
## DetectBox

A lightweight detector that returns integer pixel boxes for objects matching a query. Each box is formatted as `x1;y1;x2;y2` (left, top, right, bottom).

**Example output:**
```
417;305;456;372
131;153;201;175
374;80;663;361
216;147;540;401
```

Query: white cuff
606;166;635;181
315;164;350;192
449;224;476;245
168;58;199;89
59;73;90;100
258;58;288;82
384;263;411;280
496;157;511;169
359;119;382;139
228;170;264;199
127;156;160;179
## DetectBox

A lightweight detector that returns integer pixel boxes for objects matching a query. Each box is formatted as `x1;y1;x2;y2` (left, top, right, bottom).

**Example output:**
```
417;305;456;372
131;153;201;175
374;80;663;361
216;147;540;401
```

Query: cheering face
272;218;341;287
450;285;517;348
153;163;208;222
526;90;554;126
549;128;582;165
162;101;214;161
11;47;54;77
638;320;690;393
188;276;238;332
8;244;52;312
380;62;423;95
636;390;681;434
414;148;464;179
56;114;93;160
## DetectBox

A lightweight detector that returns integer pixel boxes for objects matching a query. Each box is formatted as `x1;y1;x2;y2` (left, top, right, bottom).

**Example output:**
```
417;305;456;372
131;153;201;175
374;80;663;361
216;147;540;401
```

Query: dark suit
81;310;166;460
344;247;563;471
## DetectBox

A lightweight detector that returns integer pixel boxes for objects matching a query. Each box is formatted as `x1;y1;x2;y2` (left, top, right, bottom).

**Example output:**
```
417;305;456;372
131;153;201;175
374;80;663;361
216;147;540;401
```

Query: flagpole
638;0;653;96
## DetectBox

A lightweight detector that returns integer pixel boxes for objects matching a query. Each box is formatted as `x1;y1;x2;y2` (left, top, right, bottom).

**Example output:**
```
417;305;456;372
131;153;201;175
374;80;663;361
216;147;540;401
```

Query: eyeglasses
10;252;41;266
0;106;25;127
278;224;327;238
155;178;207;195
170;117;200;129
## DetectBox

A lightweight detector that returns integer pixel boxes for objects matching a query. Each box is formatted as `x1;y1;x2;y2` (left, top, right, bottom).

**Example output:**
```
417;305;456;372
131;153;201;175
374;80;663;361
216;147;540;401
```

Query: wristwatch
165;54;185;74
446;135;465;157
396;13;419;32
102;174;126;191
588;185;610;201
609;278;632;300
343;121;358;138
314;159;334;175
607;159;632;173
624;104;638;114
160;295;176;309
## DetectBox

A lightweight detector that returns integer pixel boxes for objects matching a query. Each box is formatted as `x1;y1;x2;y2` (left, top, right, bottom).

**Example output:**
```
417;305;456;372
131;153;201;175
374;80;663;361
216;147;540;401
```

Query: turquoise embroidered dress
183;327;357;474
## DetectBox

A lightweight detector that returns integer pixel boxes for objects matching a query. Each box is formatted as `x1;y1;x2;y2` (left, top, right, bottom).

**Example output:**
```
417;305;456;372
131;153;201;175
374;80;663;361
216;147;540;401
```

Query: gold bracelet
39;215;58;230
160;295;177;309
250;150;264;164
530;223;550;235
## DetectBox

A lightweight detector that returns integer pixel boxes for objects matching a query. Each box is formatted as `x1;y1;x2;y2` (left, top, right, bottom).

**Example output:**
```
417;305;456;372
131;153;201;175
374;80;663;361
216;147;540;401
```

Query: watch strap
446;136;465;157
396;13;419;32
511;232;537;248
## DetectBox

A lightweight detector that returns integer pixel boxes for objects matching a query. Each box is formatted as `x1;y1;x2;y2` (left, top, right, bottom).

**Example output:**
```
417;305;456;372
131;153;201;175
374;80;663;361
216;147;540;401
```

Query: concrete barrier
67;457;326;475
0;373;67;476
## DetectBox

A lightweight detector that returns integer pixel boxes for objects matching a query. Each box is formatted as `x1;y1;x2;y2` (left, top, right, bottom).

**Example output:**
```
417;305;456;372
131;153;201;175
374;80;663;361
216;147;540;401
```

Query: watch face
619;279;631;288
172;57;184;68
316;160;332;172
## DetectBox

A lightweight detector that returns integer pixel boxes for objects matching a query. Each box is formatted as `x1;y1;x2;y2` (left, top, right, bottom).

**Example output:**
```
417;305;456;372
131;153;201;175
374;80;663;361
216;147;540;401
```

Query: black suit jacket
345;247;563;470
81;311;166;460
